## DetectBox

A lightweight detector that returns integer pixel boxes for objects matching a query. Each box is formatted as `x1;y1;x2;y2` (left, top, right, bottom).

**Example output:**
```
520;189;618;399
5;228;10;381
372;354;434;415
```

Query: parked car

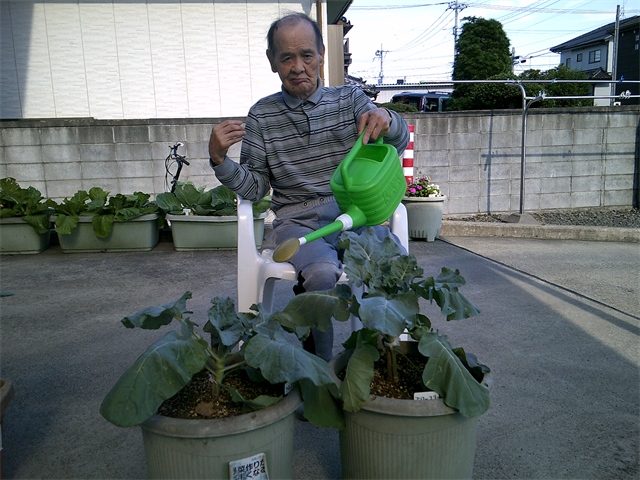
391;92;451;112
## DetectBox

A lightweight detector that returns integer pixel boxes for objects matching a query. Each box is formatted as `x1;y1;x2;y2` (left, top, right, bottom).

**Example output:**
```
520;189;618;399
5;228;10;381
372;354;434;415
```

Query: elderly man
208;13;410;361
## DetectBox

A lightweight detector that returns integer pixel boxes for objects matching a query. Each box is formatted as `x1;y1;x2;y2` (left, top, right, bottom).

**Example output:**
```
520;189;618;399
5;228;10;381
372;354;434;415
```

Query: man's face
267;20;325;101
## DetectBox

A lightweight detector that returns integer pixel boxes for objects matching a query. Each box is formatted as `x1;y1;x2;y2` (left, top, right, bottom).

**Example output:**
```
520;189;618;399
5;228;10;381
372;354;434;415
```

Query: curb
440;220;640;243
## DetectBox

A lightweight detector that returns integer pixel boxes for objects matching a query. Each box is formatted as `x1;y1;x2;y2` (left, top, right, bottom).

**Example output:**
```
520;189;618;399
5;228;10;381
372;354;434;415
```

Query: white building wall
1;0;318;120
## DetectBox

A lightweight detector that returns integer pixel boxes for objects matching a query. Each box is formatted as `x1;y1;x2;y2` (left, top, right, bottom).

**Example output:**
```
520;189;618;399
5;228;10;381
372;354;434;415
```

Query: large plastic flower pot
56;214;160;253
1;378;15;480
140;387;301;479
330;344;489;480
167;213;266;251
0;217;50;254
401;196;446;242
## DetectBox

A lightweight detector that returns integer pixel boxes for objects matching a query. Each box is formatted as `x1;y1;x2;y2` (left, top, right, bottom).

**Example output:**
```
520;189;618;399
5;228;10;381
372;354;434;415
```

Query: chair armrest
390;202;409;253
237;197;257;252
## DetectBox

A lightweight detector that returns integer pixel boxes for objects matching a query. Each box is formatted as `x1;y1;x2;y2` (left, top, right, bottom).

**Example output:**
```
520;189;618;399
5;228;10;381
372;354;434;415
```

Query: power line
466;1;624;14
393;9;453;52
349;1;633;15
350;2;449;10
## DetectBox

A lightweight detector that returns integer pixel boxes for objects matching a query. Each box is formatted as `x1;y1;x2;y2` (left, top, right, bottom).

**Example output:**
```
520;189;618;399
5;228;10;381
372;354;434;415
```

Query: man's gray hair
267;13;324;56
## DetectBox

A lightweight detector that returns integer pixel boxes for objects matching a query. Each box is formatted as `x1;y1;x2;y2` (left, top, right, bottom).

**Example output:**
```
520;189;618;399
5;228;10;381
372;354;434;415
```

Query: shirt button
303;202;308;206
320;198;324;202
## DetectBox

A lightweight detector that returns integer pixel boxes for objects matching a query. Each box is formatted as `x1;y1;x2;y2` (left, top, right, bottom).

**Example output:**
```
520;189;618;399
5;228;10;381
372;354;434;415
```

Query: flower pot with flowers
401;177;446;241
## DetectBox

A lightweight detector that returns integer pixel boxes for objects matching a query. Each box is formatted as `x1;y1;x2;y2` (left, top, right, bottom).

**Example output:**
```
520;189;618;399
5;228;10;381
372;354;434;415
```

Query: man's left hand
358;108;392;145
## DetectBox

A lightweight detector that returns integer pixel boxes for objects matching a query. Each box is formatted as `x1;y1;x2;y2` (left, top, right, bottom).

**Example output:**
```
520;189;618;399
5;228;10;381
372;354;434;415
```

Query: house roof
550;15;639;52
327;0;353;24
583;67;613;80
345;75;380;99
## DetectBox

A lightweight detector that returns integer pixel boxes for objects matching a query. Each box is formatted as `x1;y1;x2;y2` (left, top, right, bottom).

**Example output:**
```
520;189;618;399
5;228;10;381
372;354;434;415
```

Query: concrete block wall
404;105;639;215
0;118;237;201
1;106;638;214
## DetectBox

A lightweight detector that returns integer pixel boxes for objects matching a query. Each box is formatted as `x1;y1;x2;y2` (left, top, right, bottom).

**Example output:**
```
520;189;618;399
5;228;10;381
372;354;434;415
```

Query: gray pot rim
0;216;49;225
166;212;267;223
140;387;301;439
50;213;159;223
330;343;491;418
402;195;447;202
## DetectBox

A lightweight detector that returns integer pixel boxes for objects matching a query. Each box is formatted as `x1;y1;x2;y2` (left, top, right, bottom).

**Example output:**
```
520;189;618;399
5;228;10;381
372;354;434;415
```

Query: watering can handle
340;131;384;192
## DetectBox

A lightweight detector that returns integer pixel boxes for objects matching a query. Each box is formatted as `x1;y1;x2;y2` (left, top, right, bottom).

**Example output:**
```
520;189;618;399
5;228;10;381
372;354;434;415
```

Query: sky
342;0;638;84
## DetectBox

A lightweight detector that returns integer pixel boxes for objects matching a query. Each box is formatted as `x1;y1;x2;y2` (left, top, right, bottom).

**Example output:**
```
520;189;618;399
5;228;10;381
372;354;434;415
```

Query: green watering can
272;131;407;263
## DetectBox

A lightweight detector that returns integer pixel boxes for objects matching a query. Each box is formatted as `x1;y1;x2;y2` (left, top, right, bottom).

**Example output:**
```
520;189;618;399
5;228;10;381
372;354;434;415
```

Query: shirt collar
282;77;324;109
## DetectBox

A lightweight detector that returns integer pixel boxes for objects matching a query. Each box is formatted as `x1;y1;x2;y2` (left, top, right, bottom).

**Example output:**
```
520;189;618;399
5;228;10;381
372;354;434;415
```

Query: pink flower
409;188;416;194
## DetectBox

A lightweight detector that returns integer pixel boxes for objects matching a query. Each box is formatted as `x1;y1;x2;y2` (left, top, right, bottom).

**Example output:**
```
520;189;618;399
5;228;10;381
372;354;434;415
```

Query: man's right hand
208;120;246;165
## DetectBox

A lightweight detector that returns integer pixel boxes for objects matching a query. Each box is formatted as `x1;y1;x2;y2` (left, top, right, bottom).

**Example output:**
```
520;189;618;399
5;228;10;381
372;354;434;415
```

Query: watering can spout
272;131;406;263
272;206;366;263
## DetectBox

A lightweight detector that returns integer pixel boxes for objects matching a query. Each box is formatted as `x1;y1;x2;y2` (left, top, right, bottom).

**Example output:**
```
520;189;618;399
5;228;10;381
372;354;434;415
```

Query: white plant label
229;452;269;480
414;391;440;400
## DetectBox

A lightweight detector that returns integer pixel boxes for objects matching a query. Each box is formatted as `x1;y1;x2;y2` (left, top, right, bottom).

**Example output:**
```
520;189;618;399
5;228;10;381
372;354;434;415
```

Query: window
566;58;571;68
577;53;583;62
588;49;601;63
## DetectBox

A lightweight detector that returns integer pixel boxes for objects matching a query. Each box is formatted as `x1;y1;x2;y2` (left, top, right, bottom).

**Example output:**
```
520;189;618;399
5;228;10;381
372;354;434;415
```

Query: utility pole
449;0;467;56
375;45;389;84
610;5;621;105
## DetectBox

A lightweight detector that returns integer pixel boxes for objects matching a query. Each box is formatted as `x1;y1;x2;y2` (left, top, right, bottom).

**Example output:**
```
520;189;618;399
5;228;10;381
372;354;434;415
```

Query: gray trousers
268;196;404;361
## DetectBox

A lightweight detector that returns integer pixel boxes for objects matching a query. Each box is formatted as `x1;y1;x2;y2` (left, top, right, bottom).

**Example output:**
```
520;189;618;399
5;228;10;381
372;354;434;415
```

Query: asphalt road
1;233;638;479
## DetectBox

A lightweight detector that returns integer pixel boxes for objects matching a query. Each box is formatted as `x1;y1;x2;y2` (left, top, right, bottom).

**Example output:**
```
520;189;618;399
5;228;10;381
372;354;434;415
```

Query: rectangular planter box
167;213;266;251
0;217;50;254
56;214;160;253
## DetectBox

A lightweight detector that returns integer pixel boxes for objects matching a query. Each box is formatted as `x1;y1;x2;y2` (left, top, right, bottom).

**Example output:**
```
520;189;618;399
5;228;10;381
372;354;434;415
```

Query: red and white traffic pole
403;125;414;185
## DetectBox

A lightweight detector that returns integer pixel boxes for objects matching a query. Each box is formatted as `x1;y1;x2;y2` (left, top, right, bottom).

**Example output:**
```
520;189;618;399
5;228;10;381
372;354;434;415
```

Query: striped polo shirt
213;82;410;212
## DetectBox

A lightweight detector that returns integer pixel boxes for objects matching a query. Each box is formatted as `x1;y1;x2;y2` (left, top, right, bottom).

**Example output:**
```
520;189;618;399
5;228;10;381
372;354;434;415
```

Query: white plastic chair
236;197;409;314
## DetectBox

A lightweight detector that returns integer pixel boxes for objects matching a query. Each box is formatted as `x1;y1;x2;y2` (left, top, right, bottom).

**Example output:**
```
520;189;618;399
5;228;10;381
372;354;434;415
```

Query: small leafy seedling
47;188;158;238
0;178;50;234
156;182;271;217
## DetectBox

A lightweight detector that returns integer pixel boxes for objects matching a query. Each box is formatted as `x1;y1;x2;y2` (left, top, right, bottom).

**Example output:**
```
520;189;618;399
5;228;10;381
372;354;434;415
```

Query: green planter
0;217;50;254
56;214;160;253
140;387;301;479
401;196;446;242
167;213;266;251
331;343;489;480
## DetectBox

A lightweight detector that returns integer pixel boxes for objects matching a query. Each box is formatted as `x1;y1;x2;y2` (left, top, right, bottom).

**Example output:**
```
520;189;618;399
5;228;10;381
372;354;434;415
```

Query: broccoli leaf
99;330;209;427
156;192;184;214
340;332;380;412
418;331;490;418
121;292;192;329
204;297;250;347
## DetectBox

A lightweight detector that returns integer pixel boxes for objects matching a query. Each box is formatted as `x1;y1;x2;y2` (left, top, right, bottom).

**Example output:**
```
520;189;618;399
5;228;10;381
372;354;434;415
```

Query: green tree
379;102;418;113
536;65;591;107
449;17;512;110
